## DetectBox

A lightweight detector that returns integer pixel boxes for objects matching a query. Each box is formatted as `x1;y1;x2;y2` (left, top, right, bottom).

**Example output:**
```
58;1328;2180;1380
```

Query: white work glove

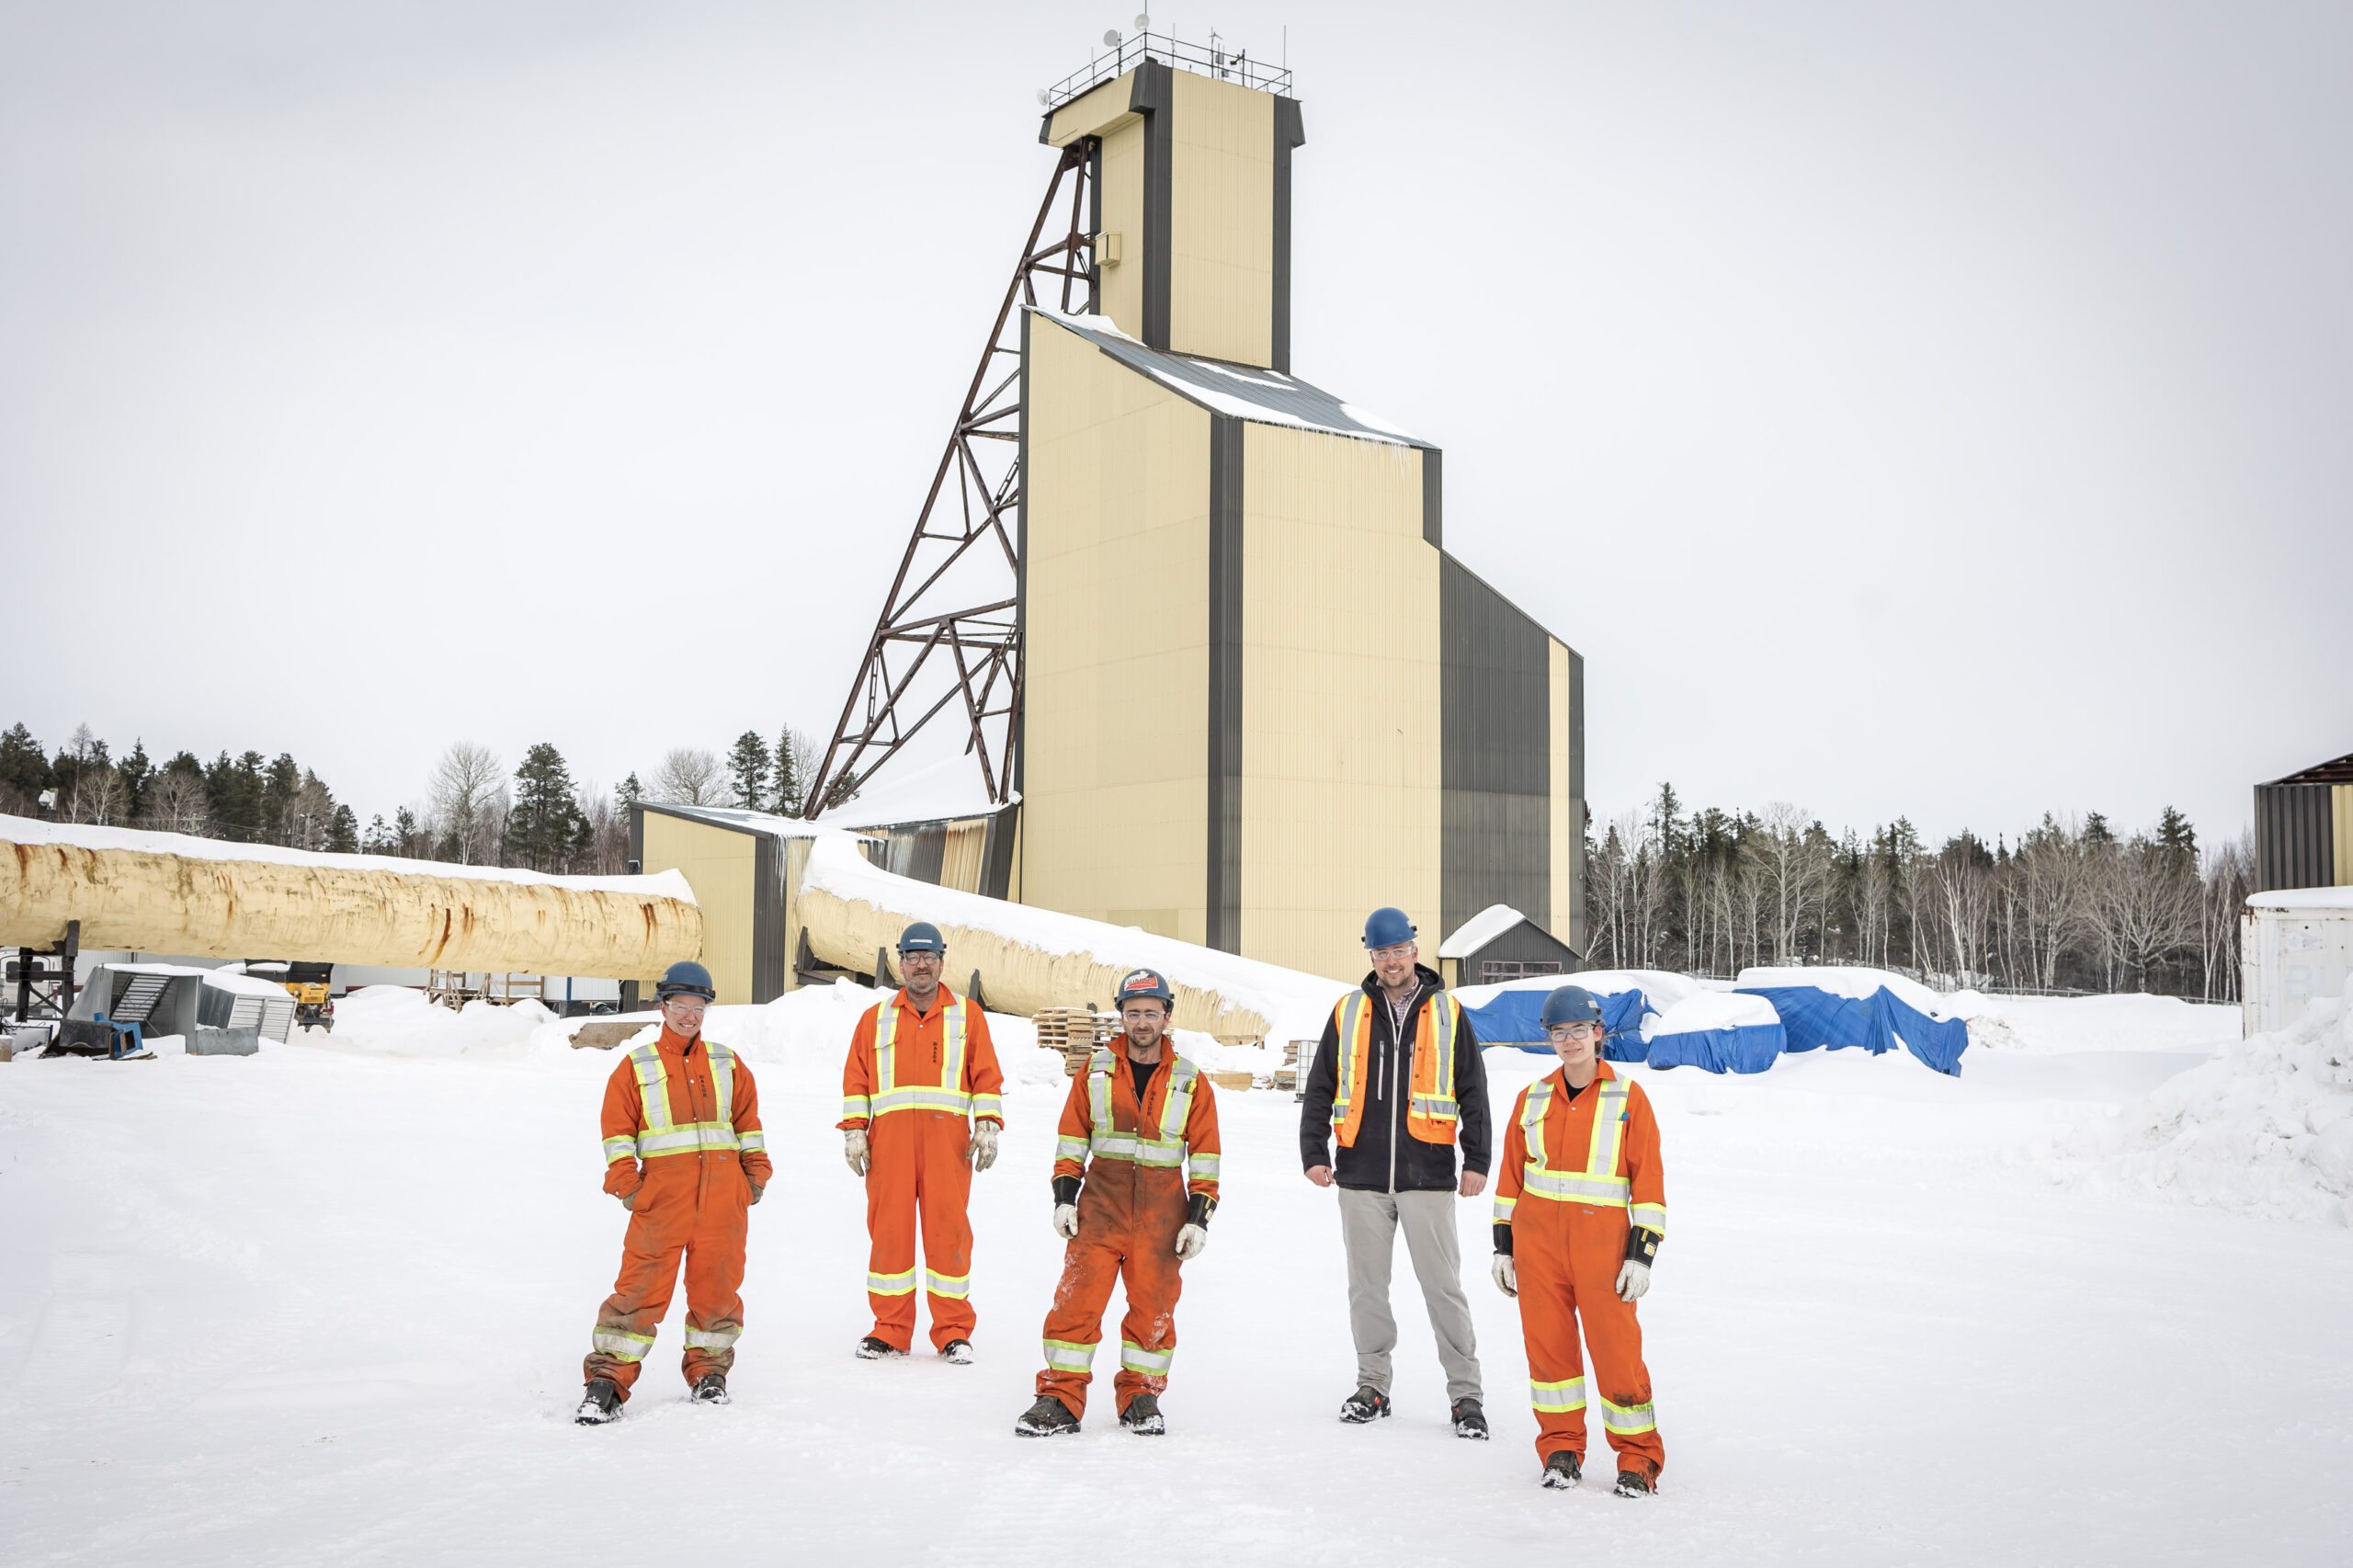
1615;1259;1651;1302
1492;1254;1517;1298
969;1120;1000;1171
1174;1223;1209;1261
844;1128;870;1176
1052;1203;1080;1240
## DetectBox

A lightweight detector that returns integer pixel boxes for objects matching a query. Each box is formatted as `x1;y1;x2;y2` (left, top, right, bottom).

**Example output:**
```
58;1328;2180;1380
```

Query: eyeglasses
1545;1023;1600;1040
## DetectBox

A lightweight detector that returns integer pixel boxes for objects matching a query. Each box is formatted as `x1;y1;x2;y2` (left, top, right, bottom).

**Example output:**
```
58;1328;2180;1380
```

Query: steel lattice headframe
801;142;1096;819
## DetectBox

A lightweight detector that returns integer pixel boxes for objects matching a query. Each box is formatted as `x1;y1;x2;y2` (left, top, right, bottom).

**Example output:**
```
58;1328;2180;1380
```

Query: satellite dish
1037;88;1050;104
1104;28;1122;46
1135;12;1150;28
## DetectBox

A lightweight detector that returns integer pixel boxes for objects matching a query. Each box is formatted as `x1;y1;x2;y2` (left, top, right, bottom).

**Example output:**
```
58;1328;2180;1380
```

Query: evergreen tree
2155;805;2198;869
326;803;360;853
205;751;267;842
2084;812;2115;848
117;740;153;822
728;731;773;812
617;773;643;812
362;813;392;854
509;743;587;872
0;722;48;809
261;753;301;844
393;806;426;858
773;728;805;815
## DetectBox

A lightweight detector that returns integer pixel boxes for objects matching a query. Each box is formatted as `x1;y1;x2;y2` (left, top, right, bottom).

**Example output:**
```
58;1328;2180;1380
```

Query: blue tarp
1644;1019;1786;1074
1733;984;1969;1077
1464;987;1656;1062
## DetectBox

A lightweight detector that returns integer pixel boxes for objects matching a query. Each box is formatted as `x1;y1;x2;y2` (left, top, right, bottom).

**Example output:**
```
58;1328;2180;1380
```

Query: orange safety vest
1329;988;1462;1148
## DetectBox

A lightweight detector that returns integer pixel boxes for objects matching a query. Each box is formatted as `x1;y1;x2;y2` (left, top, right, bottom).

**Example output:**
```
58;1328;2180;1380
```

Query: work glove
1052;1203;1080;1240
844;1128;870;1176
1174;1223;1209;1261
969;1120;1000;1171
617;1189;638;1212
1615;1260;1651;1302
1492;1254;1517;1298
748;1183;765;1206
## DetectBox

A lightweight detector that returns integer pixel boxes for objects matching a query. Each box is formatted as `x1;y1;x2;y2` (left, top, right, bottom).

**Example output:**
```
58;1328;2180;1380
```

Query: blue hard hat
1361;907;1417;950
1114;967;1175;1008
897;922;947;955
656;960;716;1002
1540;985;1603;1028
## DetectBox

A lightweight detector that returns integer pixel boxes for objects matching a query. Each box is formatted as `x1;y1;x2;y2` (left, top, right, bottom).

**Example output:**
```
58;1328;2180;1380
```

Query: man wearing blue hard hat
1491;983;1667;1494
838;920;1006;1365
1300;906;1493;1439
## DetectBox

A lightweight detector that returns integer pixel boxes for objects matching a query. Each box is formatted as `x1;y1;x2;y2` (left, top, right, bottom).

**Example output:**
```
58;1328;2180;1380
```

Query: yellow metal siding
2336;785;2353;885
1550;639;1574;946
1022;316;1213;943
638;813;756;1005
1239;426;1440;980
1168;72;1275;367
1097;116;1147;343
1046;73;1138;147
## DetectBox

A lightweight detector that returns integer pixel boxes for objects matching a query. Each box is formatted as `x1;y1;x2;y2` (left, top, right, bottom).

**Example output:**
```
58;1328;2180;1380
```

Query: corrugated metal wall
2256;782;2338;891
1439;554;1551;945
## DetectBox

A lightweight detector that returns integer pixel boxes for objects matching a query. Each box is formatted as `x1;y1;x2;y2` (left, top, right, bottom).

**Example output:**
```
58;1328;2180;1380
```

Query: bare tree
2198;832;2254;1002
653;747;723;806
2082;836;2200;992
140;770;210;835
65;764;127;825
1855;851;1891;968
1750;802;1831;962
1925;835;1996;985
578;783;630;875
429;742;504;865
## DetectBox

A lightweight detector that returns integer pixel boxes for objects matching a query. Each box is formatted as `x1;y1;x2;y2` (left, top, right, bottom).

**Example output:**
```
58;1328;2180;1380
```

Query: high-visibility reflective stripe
738;1130;766;1153
631;1045;673;1133
1330;993;1370;1131
972;1093;1004;1121
1600;1394;1657;1435
631;1040;739;1151
1419;995;1460;1119
707;1043;735;1148
1409;1097;1460;1120
1518;1074;1641;1210
924;1269;971;1300
1188;1152;1221;1179
1586;1080;1629;1179
592;1326;654;1360
1085;1049;1199;1168
841;1095;872;1120
637;1123;741;1157
1630;1203;1667;1234
1042;1337;1097;1372
1120;1339;1174;1374
1530;1376;1588;1413
873;992;975;1118
602;1136;639;1163
867;1268;917;1297
1523;1081;1554;1127
1493;1194;1518;1223
1054;1136;1090;1163
1522;1169;1631;1206
682;1324;740;1349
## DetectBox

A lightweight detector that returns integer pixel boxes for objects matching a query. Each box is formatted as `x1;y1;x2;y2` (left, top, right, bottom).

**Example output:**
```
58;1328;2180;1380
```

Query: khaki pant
1337;1188;1483;1403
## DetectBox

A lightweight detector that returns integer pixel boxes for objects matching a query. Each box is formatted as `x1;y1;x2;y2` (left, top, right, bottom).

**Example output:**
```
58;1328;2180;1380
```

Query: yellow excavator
246;960;335;1030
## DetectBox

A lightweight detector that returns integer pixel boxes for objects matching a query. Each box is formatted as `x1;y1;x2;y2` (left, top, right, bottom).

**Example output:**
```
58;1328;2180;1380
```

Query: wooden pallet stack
1034;1006;1120;1075
1275;1039;1315;1096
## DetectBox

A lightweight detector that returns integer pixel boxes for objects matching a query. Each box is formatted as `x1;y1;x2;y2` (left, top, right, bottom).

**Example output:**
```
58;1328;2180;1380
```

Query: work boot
1013;1394;1081;1437
1540;1451;1583;1490
1450;1397;1490;1440
855;1335;907;1360
1613;1469;1657;1498
1338;1386;1392;1424
691;1373;730;1405
1119;1392;1165;1436
942;1339;975;1366
574;1378;622;1426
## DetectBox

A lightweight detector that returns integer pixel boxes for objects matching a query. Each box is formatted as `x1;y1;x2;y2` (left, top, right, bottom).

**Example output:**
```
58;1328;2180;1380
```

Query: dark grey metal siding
1129;61;1175;350
1440;555;1551;944
982;802;1019;901
2256;783;2336;891
1567;645;1586;959
751;835;785;1004
1421;447;1443;548
1207;414;1245;954
1459;919;1579;982
1271;97;1305;374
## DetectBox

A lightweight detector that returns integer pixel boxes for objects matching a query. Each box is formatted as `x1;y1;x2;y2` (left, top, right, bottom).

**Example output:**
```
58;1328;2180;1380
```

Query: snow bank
1737;965;1953;1019
1949;992;2242;1053
2065;996;2353;1225
1451;968;1699;1011
327;987;559;1057
1657;992;1780;1031
2247;886;2353;910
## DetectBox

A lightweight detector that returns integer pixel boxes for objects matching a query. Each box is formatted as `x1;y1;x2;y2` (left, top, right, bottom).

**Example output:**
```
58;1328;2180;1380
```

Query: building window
1481;959;1564;984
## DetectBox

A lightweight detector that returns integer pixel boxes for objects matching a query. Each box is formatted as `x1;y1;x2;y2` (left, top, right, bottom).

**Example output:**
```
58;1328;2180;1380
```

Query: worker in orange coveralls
838;922;1006;1363
575;960;770;1424
1014;966;1220;1437
1490;984;1667;1494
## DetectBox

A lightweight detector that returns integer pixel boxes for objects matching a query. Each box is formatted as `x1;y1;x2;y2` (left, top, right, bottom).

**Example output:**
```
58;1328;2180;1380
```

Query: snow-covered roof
1736;964;1955;1019
1438;903;1528;958
1033;310;1430;449
639;801;835;840
201;968;301;999
818;756;1015;833
2246;886;2353;911
1;813;694;902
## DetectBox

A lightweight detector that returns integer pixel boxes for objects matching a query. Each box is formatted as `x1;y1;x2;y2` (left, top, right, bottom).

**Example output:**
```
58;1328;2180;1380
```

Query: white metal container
2241;887;2353;1036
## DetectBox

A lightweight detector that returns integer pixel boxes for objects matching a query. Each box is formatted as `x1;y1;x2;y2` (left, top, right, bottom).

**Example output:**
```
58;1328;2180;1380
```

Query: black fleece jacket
1299;964;1491;1192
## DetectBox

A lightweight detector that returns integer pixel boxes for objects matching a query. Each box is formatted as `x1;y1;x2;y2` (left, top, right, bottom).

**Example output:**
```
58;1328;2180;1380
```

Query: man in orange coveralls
575;960;770;1424
1490;984;1667;1494
839;922;1006;1363
1013;967;1220;1437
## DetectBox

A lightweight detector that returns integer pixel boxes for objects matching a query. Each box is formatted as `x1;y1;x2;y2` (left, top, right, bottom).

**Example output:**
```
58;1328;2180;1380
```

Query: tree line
1583;785;2254;1001
0;720;858;879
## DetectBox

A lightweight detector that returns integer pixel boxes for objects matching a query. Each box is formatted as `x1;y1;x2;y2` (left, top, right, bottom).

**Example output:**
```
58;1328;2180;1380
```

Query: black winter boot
1613;1469;1657;1498
855;1335;907;1360
1540;1450;1583;1489
574;1378;622;1426
1338;1386;1392;1424
1014;1394;1082;1437
1450;1398;1490;1439
1120;1392;1165;1435
691;1373;730;1404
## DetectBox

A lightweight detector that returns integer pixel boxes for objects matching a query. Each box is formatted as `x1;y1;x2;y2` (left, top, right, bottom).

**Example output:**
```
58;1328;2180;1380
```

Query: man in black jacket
1301;906;1492;1438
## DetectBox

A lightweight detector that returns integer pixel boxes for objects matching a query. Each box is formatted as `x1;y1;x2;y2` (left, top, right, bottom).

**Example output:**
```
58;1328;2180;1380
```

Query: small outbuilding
2255;751;2353;892
1436;903;1579;991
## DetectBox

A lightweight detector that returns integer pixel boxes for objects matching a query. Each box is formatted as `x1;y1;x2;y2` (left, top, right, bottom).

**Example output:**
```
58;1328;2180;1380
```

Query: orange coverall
1034;1048;1222;1419
838;988;1006;1352
1494;1061;1667;1478
584;1026;772;1400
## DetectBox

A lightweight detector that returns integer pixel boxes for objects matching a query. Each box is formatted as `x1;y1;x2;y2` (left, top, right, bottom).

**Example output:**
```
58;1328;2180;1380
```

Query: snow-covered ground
5;988;2349;1566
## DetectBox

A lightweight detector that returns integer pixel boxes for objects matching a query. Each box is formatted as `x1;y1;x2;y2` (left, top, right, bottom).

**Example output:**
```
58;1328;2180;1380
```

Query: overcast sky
4;0;2347;851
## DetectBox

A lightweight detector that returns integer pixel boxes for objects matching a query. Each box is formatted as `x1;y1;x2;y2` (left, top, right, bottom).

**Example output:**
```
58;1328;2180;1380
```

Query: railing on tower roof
1040;30;1292;111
